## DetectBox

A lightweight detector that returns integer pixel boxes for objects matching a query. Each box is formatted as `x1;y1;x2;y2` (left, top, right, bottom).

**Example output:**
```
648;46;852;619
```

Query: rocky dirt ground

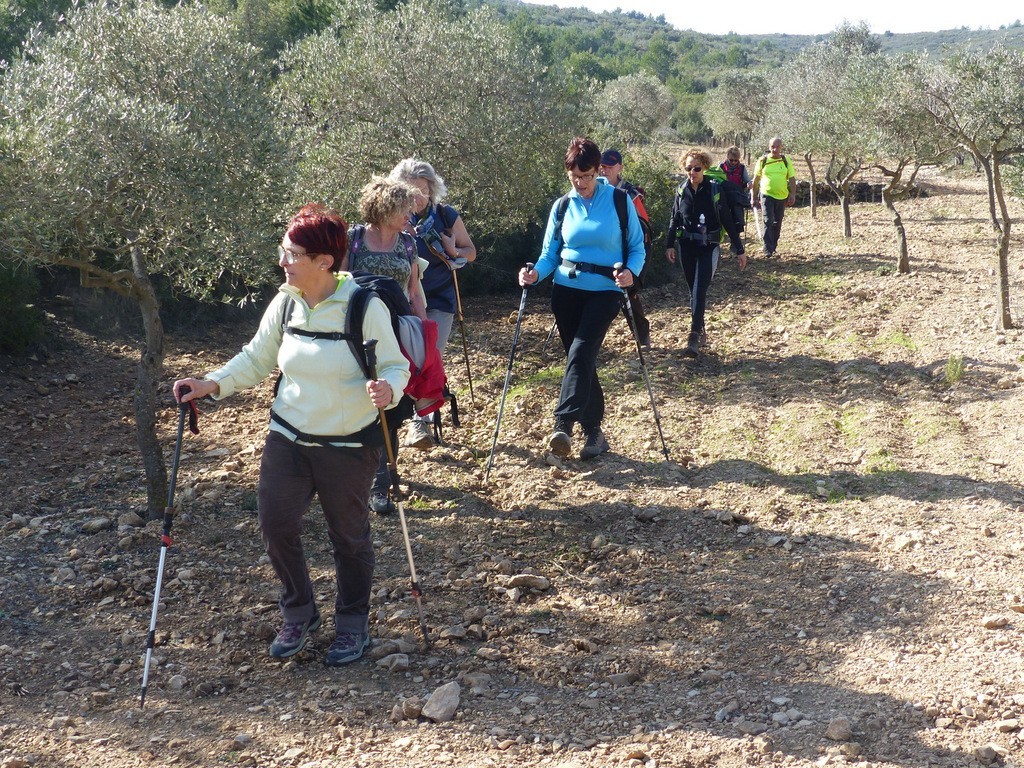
2;168;1024;768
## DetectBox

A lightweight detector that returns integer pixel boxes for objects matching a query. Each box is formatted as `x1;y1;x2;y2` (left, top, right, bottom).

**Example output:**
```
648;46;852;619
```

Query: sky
519;0;1019;36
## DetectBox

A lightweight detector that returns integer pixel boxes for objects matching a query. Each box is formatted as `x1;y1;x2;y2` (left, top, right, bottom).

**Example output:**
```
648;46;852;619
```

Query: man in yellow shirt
751;137;796;258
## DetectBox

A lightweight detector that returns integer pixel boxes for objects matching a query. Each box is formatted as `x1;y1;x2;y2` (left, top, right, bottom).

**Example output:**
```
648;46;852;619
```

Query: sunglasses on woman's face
685;166;704;173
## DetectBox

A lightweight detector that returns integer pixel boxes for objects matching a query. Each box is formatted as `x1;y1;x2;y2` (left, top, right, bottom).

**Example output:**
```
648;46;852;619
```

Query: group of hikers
170;137;797;668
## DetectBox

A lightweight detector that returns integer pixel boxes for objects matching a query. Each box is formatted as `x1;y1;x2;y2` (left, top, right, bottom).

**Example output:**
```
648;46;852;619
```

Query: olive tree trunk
803;152;817;219
130;246;169;517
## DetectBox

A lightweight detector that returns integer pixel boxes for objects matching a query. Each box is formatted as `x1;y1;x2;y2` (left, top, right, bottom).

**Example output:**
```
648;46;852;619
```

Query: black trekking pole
485;262;533;480
140;386;199;708
364;340;431;649
541;317;558;355
614;263;671;462
450;268;475;407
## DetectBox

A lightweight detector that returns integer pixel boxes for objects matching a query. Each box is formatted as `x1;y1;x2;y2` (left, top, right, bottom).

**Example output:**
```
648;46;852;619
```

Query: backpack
279;234;453;425
618;181;652;270
554;186;631;265
704;167;748;217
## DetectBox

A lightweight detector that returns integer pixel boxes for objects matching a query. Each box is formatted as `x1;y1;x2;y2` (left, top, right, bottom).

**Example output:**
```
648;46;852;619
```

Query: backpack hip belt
676;230;721;245
270;409;383;448
560;258;617;280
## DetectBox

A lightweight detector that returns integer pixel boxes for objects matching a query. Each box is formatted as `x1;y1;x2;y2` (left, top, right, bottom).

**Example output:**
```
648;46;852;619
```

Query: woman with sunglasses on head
172;203;410;668
344;176;432;515
666;148;746;360
519;136;646;460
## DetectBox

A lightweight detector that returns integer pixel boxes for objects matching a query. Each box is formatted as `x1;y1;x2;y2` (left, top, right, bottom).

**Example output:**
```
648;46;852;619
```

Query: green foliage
595;73;674;144
944;353;965;386
701;70;769;147
276;0;580;240
0;1;290;302
0;261;44;354
0;0;75;65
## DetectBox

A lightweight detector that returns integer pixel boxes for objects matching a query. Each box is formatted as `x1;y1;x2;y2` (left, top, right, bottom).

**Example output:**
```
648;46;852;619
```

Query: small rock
82;517;113;533
376;653;410;672
606;672;641;686
506;574;550;591
995;719;1019;732
982;615;1009;629
440;625;467;640
973;743;1007;764
422;681;461;723
825;716;853;741
119;511;146;528
735;720;768;736
463;606;487;623
167;675;188;691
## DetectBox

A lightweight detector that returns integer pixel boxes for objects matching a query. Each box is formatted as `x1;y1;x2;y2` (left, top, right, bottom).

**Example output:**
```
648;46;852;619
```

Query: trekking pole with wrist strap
364;340;431;649
140;386;199;708
485;262;532;480
614;262;670;462
450;267;476;406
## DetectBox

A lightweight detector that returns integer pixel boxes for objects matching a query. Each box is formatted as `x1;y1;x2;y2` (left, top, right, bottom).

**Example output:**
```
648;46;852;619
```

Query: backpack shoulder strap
612;186;629;264
280;295;294;333
553;193;571;255
349;223;366;255
399;231;417;264
344;285;372;379
710;180;724;230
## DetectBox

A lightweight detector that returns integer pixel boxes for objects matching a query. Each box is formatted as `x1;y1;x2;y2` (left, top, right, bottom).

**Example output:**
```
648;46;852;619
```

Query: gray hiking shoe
547;421;572;457
403;420;435;450
269;611;321;659
325;631;369;667
580;428;610;460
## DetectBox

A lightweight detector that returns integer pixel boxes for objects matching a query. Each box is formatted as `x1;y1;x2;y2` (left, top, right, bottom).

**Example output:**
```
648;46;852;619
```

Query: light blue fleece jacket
533;178;646;292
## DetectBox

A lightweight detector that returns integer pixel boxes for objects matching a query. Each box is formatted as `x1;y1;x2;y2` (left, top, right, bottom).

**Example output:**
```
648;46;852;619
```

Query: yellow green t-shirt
754;154;796;200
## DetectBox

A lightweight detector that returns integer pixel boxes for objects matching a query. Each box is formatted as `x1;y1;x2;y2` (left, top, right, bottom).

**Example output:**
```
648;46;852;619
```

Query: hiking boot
681;334;699;360
638;331;652;351
325;631;369;667
369;491;395;516
580;427;610;460
403;420;435;451
546;421;572;457
269;611;321;659
697;329;709;348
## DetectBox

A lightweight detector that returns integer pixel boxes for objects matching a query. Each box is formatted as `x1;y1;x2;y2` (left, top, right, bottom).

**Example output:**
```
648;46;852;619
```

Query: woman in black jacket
665;148;746;359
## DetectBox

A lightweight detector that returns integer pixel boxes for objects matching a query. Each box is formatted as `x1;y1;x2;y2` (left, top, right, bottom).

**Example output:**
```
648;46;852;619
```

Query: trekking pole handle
364;338;379;381
521;261;536;286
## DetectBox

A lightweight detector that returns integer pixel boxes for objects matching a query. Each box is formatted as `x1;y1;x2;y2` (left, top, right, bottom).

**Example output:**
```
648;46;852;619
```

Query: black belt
560;259;616;280
677;231;721;244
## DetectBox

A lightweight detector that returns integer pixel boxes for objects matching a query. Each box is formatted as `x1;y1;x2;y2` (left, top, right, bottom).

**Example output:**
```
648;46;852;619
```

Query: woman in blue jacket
519;136;645;460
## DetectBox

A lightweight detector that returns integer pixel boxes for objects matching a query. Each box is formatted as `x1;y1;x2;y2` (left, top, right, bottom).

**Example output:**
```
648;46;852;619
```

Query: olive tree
919;46;1024;329
701;71;769;154
848;53;947;274
596;72;674;145
0;1;289;516
276;0;580;242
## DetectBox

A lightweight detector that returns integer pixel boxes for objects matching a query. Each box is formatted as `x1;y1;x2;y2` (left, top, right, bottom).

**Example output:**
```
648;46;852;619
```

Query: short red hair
286;204;348;272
